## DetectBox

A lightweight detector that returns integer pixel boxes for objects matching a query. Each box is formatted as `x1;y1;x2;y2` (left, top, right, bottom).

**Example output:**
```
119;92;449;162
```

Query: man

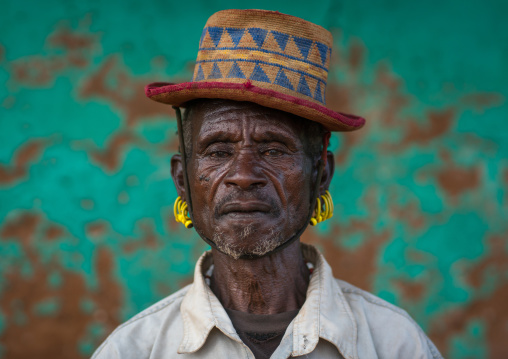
92;9;442;358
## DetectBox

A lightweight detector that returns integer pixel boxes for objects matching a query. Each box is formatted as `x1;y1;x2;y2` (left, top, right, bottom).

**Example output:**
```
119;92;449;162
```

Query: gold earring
310;190;334;226
174;196;193;228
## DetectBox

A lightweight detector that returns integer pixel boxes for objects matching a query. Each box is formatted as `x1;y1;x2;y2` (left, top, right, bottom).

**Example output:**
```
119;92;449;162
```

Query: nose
224;150;267;190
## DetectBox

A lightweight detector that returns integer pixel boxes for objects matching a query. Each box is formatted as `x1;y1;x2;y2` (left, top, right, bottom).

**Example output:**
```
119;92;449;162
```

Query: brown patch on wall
313;31;498;170
86;221;108;239
165;209;181;232
326;81;354;116
0;139;48;185
379;91;411;128
2;95;16;109
90;247;123;331
80;198;95;210
326;40;369;116
48;25;95;52
325;81;368;166
406;249;429;263
375;62;403;92
326;46;415;165
8;25;96;88
45;224;65;241
390;202;426;230
162;132;181;154
429;234;508;358
11;56;55;86
347;39;365;73
393;279;426;302
435;149;481;202
334;128;366;165
302;189;390;292
0;213;123;359
433;285;508;359
374;64;412;127
398;108;455;149
467;235;507;289
89;131;139;172
303;225;391;292
123;220;159;254
79;56;174;127
326;41;436;165
78;55;181;171
460;93;505;114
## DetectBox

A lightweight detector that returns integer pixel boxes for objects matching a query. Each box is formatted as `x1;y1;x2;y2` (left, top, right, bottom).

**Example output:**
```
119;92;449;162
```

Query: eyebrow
252;130;300;149
195;130;240;153
199;131;238;144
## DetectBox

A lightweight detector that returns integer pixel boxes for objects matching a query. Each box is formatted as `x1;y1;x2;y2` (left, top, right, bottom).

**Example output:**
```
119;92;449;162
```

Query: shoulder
91;285;191;359
336;278;412;320
335;279;443;359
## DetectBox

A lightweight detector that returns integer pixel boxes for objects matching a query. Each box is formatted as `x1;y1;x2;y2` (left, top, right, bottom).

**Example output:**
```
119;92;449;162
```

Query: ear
171;154;187;200
319;151;335;195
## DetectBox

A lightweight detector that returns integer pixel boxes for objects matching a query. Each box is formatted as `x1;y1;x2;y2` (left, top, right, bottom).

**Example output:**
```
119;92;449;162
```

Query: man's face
177;101;317;259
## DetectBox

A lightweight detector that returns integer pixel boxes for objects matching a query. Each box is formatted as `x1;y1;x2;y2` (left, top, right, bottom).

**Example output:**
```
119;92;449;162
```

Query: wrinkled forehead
188;99;309;141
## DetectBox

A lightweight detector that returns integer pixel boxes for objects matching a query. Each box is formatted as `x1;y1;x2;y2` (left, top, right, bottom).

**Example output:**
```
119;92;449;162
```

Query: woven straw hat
145;9;365;131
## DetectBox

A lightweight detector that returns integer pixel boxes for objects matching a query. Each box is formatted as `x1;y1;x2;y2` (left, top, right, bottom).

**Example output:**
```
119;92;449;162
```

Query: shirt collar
179;244;358;359
178;252;243;354
291;243;358;359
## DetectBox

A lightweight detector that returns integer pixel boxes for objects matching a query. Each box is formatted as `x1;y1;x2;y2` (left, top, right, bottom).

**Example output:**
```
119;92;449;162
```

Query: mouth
220;201;272;217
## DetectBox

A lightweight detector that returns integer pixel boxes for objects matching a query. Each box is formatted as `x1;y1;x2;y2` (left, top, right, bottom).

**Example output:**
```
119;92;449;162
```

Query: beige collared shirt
92;244;442;359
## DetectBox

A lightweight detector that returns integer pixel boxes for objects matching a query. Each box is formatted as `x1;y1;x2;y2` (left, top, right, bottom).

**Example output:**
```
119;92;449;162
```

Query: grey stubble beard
212;224;284;260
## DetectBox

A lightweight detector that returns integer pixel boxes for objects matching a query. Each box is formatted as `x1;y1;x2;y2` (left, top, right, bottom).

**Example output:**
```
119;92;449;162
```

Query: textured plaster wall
0;0;507;358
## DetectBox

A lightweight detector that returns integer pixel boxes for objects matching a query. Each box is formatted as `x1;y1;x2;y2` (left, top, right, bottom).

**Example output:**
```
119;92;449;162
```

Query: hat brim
145;81;365;132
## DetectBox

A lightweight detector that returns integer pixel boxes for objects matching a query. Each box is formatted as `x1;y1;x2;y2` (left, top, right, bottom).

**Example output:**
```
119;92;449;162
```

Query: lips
220;201;272;216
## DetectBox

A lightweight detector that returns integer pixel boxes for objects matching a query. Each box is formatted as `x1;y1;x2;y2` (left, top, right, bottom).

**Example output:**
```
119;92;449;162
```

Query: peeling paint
1;2;507;359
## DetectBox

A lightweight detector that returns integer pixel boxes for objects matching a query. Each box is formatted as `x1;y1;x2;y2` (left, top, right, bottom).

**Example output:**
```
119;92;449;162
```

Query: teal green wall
1;1;507;358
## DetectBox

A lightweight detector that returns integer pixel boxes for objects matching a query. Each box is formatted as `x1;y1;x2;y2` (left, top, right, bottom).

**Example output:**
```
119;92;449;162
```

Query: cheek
188;162;224;226
281;161;313;217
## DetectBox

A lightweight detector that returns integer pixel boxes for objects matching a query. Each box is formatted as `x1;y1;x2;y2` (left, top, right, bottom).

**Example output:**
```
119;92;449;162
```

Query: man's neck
209;241;310;314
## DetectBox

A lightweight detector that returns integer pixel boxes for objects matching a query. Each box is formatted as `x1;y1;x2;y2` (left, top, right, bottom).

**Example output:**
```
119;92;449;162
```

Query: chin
211;223;285;259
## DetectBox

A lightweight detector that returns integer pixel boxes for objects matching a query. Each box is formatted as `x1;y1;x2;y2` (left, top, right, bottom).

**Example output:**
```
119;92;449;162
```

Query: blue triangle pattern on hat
314;81;323;103
297;75;312;97
274;68;294;90
315;42;329;65
208;62;222;79
194;64;205;81
250;63;271;83
248;28;268;48
293;36;313;59
207;27;224;47
227;62;245;79
226;27;245;47
271;31;290;51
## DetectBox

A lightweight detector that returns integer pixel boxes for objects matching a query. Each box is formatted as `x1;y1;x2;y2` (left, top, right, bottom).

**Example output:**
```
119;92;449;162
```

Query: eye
210;151;231;158
204;142;233;159
263;149;284;157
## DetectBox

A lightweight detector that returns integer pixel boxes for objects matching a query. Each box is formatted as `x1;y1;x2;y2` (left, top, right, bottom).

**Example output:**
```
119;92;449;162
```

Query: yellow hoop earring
174;196;193;228
310;190;334;226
